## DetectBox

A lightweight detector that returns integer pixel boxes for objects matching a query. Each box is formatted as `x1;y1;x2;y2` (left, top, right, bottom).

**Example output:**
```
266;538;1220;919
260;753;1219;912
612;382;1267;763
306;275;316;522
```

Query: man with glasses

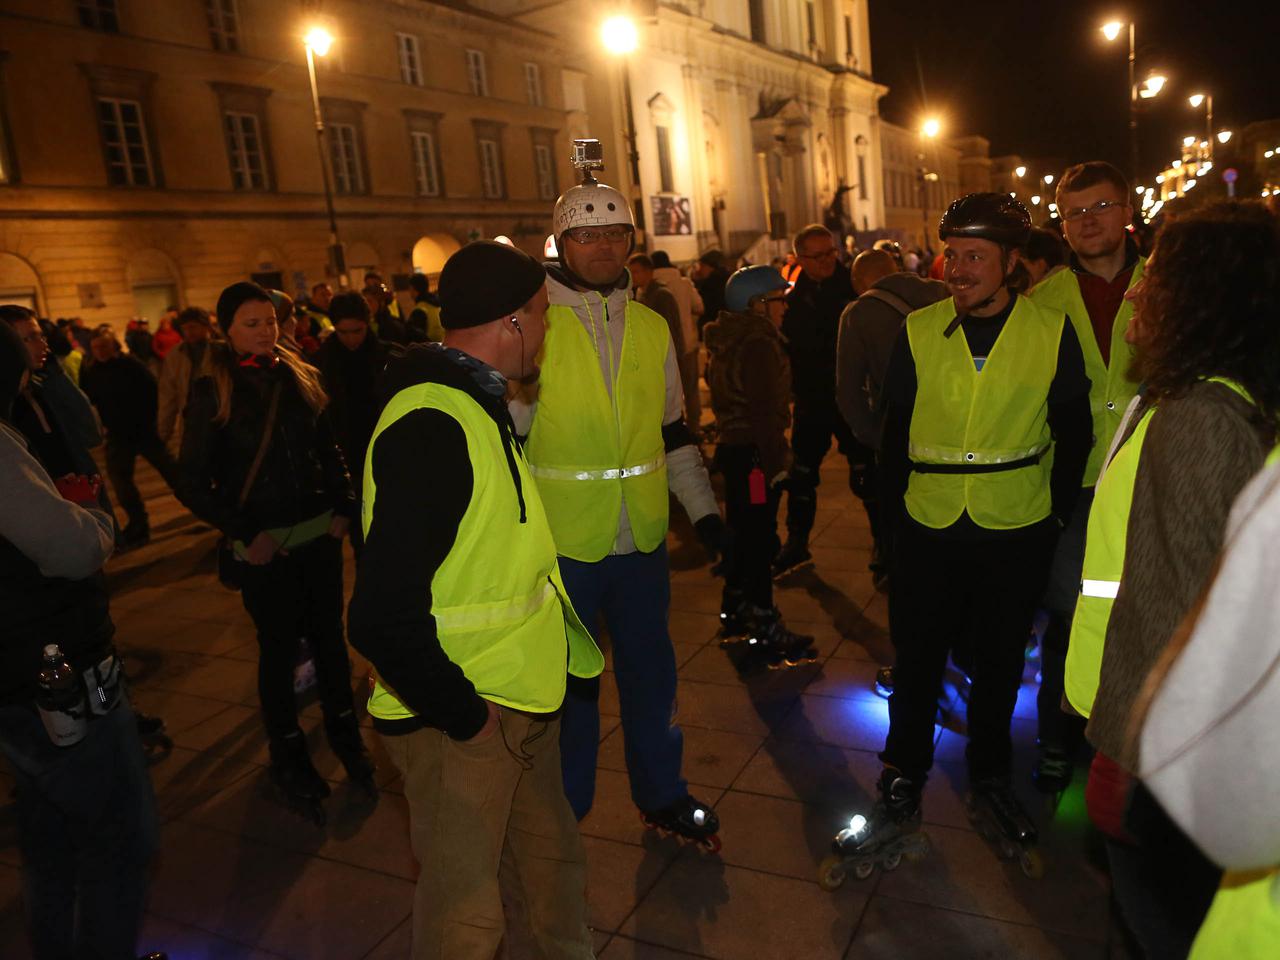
1029;161;1145;796
512;159;725;847
774;224;879;579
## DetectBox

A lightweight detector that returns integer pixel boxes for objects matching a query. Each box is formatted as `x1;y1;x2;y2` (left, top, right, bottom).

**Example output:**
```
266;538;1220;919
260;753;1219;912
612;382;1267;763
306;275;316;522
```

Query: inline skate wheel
817;854;847;891
1019;849;1045;879
882;851;902;871
854;859;876;880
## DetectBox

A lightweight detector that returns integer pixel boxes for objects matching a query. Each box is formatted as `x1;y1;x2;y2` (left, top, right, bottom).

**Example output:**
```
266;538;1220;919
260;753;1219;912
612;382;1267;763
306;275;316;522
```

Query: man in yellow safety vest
822;194;1092;882
512;140;726;847
349;240;603;960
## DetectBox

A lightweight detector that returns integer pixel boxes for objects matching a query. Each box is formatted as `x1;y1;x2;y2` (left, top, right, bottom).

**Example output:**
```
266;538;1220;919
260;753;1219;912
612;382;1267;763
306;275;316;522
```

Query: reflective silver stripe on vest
527;454;666;482
907;442;1049;465
433;580;557;632
1080;579;1120;600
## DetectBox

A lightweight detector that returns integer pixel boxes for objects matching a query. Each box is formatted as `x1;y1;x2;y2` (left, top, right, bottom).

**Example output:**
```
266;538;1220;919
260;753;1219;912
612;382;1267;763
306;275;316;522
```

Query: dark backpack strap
860;287;915;318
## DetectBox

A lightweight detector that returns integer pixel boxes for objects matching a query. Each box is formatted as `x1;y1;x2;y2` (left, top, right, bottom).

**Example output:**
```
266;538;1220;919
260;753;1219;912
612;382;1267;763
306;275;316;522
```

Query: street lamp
1101;20;1163;179
303;27;346;286
1014;165;1027;178
1217;130;1233;145
601;16;646;249
917;118;942;250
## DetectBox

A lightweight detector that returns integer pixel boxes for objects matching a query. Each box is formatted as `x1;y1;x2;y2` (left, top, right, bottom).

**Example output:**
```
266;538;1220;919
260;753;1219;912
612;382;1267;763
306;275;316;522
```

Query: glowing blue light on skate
693;808;706;826
848;814;867;835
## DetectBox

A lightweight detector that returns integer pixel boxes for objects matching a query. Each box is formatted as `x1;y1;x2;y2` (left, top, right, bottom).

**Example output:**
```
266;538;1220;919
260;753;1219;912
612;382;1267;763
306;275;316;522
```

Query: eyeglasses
798;247;839;260
565;226;634;245
1062;199;1126;223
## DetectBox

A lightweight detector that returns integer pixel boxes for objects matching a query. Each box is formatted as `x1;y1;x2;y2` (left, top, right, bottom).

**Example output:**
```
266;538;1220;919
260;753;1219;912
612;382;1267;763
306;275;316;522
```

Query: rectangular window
397;33;423;86
411;131;440;197
478;137;504;198
465;49;488;97
844;15;853;61
655;125;674;193
77;0;118;31
806;1;817;48
329;122;364;194
224;111;267;190
98;97;153;186
748;0;765;42
524;62;543;107
857;155;867;200
207;0;239;52
534;143;556;201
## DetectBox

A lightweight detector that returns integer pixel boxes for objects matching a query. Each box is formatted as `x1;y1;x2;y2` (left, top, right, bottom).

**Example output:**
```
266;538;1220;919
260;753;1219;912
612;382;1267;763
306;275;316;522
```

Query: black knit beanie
216;281;273;333
438;241;547;330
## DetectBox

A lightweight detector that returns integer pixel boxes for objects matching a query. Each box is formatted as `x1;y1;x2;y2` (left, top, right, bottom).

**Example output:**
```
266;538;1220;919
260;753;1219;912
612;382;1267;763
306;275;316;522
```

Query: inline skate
639;794;721;852
818;769;930;889
1031;742;1073;796
967;775;1044;878
269;731;330;827
748;608;818;669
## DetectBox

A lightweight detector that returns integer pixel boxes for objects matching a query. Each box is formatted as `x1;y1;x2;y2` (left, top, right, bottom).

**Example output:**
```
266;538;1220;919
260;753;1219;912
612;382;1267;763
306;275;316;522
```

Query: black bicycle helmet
939;193;1032;248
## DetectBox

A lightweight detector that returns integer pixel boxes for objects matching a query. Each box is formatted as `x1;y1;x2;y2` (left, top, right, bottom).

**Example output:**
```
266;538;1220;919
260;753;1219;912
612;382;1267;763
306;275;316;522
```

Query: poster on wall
650;196;693;236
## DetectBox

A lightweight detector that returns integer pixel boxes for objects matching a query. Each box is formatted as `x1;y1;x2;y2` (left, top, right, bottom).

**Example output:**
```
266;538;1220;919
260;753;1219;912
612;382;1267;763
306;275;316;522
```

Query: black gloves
694;514;726;565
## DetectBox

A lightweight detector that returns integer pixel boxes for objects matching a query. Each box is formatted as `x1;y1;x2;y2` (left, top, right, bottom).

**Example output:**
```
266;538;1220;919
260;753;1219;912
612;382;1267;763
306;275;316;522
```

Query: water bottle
36;644;88;747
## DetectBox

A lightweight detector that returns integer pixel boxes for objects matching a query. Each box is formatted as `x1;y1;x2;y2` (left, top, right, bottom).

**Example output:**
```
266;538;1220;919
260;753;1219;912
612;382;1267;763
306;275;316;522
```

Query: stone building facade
0;0;581;326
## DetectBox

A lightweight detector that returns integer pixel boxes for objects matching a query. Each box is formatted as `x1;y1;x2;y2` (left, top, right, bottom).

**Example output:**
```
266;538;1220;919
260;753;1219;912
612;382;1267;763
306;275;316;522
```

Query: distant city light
1101;21;1125;42
1014;165;1027;178
1183;136;1196;147
1031;195;1041;205
1217;130;1232;144
1189;93;1206;108
493;235;514;246
1043;174;1054;185
921;118;942;139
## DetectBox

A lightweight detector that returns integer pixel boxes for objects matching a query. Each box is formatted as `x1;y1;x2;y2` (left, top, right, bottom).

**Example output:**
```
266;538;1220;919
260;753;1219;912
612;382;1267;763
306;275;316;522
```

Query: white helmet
552;180;634;237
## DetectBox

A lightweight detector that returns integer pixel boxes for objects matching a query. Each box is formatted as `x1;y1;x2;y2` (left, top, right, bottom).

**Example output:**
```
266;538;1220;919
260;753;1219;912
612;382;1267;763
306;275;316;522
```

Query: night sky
868;0;1280;182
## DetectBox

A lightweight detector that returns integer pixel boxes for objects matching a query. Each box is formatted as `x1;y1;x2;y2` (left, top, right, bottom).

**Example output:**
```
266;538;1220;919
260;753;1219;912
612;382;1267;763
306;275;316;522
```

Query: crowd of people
1;147;1278;960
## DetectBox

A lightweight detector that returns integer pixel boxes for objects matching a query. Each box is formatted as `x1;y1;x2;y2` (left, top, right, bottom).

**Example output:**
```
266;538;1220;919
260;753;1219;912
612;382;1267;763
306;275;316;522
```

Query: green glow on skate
1053;780;1089;826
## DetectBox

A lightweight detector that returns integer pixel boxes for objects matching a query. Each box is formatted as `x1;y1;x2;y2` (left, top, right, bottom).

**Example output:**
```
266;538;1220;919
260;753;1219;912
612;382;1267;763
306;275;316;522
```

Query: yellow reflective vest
362;380;603;720
1030;259;1145;487
525;297;670;562
1190;869;1280;960
1065;378;1252;718
904;295;1065;530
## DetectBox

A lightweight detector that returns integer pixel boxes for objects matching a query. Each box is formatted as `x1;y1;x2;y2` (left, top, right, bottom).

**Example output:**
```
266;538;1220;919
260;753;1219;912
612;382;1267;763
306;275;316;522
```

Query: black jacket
178;348;355;544
781;268;856;406
348;344;529;741
80;354;160;443
316;334;390;480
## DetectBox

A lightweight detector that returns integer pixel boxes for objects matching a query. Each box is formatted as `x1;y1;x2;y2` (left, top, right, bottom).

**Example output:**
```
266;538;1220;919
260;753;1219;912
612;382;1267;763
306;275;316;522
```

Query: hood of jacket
378;342;530;523
703;309;780;356
544;262;631;314
873;271;949;309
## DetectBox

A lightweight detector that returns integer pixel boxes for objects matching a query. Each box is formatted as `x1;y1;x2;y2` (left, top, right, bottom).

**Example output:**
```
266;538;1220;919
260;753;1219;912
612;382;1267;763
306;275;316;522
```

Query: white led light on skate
694;809;706;826
848;814;867;835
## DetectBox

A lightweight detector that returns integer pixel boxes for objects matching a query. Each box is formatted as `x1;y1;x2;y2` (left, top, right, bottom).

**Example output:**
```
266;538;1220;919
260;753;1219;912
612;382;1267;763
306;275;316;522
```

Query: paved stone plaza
0;451;1136;959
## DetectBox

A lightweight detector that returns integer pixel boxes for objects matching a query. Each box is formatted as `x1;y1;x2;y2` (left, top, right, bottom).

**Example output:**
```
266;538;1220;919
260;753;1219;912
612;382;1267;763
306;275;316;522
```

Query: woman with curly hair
179;281;375;823
1064;201;1280;958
